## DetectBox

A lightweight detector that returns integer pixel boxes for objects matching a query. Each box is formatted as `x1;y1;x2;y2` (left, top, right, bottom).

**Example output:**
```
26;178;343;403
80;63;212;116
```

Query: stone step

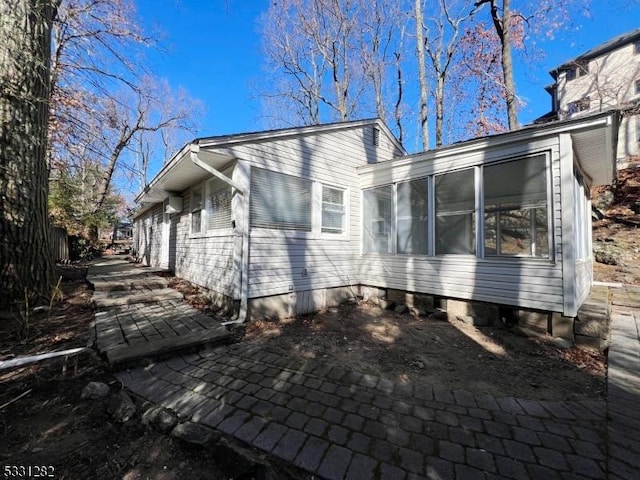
92;288;183;308
103;327;234;368
90;276;169;292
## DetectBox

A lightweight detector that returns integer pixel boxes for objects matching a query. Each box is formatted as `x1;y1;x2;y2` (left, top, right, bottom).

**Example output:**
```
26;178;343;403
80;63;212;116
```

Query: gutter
189;145;249;325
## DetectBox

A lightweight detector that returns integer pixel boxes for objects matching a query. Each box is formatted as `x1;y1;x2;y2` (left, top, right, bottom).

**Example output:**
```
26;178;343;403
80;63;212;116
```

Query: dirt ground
0;267;232;480
241;303;605;402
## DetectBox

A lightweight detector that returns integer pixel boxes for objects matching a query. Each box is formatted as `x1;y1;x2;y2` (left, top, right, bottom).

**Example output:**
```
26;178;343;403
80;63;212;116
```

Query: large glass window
435;169;475;255
484;155;549;257
397;178;428;254
205;177;232;230
322;186;345;234
250;168;312;231
191;186;202;234
363;186;393;253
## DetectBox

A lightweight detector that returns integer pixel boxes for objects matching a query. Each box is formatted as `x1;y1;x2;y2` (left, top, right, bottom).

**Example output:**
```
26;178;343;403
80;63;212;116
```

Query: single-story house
133;112;618;337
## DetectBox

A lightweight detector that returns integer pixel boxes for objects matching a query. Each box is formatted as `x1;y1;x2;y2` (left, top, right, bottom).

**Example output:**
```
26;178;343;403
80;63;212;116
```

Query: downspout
189;145;249;324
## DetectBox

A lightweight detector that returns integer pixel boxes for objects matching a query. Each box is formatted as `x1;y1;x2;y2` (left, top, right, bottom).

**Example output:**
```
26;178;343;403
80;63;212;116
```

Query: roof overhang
133;144;235;219
358;111;620;186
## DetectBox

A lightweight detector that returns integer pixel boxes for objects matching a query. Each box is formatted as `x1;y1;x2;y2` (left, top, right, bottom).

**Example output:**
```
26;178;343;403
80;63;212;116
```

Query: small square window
635;79;640;95
635;40;640;55
566;67;576;81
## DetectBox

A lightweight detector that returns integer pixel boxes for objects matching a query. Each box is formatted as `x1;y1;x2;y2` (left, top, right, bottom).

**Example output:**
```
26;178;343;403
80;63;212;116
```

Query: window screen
206;177;232;230
322;186;345;234
484;155;549;257
363;186;393;253
397;178;428;254
250;168;312;231
435;169;475;255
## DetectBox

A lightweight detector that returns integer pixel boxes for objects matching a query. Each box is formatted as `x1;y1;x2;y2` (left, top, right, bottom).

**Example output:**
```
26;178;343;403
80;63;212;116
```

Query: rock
551;337;573;349
394;304;409;314
409;306;427;317
378;299;391;310
171;421;217;445
593;244;620;265
142;406;179;433
593;189;614;210
108;391;136;423
81;381;110;399
429;309;448;321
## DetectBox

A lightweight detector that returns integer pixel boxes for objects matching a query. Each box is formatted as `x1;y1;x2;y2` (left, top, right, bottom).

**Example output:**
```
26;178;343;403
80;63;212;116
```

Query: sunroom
357;111;618;319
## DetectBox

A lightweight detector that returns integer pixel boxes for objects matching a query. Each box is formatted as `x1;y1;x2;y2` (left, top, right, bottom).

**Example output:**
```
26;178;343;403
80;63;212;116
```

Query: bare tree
0;0;58;306
47;0;200;237
423;0;479;146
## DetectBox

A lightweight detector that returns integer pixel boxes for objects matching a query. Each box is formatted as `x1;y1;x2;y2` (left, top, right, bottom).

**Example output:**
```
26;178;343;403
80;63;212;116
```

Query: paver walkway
93;257;640;479
89;257;232;366
119;344;607;479
606;286;640;479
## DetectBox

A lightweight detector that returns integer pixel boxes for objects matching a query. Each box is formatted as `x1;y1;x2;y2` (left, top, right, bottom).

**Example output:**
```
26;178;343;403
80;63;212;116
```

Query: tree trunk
435;73;445;147
415;0;430;149
0;0;57;307
486;0;518;130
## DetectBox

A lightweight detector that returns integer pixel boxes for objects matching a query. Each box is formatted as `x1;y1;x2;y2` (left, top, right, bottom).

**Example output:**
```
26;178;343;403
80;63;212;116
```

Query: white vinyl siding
435;169;475;255
250;167;312;231
358;135;566;314
484;155;549;258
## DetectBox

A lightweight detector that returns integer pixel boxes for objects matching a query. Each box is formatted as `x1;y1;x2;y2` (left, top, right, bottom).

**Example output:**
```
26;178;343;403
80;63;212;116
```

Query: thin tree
0;0;58;306
414;0;430;149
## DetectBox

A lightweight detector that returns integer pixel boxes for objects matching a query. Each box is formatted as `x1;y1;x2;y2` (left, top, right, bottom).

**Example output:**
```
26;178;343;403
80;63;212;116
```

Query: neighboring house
542;28;640;165
133;113;618;338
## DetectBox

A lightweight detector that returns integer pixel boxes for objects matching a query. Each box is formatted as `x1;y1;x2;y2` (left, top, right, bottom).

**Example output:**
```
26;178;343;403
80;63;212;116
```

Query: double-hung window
322;186;346;234
484;155;549;257
191;186;203;234
250;168;312;231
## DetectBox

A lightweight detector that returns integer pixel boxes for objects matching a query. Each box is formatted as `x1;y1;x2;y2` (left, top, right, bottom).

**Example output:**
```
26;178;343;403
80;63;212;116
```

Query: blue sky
136;1;640;143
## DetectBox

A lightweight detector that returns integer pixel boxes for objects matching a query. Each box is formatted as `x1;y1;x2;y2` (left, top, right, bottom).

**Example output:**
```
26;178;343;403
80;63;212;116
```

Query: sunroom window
250;167;312;231
205;177;232;230
322;186;345;234
191;186;203;234
363;186;393;253
397;178;428;254
484;155;549;257
435;169;475;255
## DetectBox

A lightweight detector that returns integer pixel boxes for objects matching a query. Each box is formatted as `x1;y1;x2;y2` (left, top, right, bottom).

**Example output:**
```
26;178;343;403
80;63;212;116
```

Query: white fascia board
357;113;615;175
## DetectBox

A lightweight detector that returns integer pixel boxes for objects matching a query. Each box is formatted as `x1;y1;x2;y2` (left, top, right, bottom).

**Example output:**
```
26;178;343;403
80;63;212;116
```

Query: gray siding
358;136;567;313
216;126;385;299
169;191;237;298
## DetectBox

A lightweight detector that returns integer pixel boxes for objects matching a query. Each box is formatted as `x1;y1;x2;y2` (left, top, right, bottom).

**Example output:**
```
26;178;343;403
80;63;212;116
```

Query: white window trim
361;150;555;263
249;167;350;240
189;178;236;239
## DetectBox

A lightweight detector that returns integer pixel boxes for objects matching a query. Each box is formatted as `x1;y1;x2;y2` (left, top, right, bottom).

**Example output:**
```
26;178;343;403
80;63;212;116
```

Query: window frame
320;184;348;236
360;151;554;262
190;185;203;235
248;167;350;240
482;152;553;260
434;168;477;256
